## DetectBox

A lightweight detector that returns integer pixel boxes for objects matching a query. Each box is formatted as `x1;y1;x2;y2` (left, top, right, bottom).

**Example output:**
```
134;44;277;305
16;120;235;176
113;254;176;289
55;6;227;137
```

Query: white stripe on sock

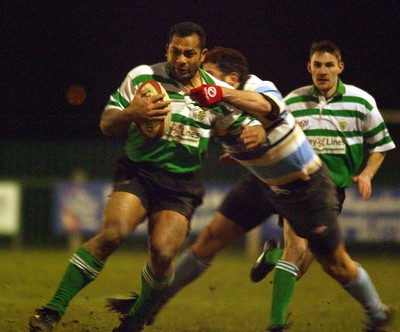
70;254;100;280
142;265;173;290
276;260;299;277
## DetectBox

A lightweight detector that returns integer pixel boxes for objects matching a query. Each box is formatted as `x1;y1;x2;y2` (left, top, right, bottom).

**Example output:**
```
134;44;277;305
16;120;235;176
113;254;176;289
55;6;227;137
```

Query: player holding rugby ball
29;22;267;332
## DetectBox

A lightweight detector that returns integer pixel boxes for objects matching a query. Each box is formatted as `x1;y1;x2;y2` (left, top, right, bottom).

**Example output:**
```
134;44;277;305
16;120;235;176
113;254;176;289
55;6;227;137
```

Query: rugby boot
106;293;139;315
29;307;61;331
365;304;397;332
250;239;281;282
106;292;167;326
266;324;291;332
112;314;145;332
266;313;292;332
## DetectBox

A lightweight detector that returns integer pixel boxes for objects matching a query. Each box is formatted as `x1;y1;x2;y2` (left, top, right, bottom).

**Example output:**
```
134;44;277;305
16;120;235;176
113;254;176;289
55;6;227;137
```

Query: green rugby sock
264;247;283;265
128;264;173;324
47;246;104;315
269;260;298;328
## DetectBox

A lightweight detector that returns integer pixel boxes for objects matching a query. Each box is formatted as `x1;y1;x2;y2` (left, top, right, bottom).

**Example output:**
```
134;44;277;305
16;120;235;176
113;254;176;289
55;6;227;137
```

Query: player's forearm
99;108;133;137
221;88;272;116
360;152;386;180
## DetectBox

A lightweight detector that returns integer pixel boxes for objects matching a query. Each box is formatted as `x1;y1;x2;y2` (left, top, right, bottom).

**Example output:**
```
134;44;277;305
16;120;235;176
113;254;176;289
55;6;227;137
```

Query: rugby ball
135;80;171;140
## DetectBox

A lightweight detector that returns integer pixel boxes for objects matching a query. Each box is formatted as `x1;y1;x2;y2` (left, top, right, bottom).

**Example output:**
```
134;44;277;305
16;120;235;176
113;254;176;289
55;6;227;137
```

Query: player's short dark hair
204;46;249;84
169;22;206;50
310;40;342;62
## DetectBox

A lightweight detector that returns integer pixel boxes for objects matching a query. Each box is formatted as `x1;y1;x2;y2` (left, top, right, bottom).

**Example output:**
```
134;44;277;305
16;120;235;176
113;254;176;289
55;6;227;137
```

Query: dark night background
1;1;399;141
1;1;400;249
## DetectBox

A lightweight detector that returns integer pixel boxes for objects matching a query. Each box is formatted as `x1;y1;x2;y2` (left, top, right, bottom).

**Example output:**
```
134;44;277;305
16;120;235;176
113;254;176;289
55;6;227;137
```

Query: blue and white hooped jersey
220;75;322;186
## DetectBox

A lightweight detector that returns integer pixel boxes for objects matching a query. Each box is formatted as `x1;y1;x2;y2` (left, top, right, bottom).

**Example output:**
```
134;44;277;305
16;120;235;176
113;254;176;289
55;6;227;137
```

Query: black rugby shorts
112;156;205;220
218;172;274;231
263;164;342;254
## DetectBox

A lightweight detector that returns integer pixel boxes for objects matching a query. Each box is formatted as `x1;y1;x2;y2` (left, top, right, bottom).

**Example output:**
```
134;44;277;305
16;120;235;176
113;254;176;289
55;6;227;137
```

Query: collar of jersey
310;78;346;100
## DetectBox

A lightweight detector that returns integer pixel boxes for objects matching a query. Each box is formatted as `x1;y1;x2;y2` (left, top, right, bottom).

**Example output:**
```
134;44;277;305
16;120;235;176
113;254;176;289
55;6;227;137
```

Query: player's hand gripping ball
135;80;172;140
189;84;223;107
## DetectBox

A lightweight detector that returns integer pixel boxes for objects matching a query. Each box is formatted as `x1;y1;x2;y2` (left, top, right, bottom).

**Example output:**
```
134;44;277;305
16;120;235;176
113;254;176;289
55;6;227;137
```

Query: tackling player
28;23;266;332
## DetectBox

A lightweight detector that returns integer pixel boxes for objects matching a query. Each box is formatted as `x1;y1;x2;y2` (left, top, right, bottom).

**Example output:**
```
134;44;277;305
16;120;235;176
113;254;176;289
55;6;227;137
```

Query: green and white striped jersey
104;62;260;173
284;79;395;187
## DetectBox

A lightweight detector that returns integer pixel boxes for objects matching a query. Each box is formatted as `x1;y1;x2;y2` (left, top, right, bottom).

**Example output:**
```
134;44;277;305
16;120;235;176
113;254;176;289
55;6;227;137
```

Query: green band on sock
265;248;283;265
72;246;104;279
128;265;173;323
269;261;297;327
47;246;104;315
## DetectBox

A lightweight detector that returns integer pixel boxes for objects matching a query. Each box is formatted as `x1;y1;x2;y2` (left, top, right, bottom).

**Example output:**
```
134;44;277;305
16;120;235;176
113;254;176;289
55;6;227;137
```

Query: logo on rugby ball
206;86;218;98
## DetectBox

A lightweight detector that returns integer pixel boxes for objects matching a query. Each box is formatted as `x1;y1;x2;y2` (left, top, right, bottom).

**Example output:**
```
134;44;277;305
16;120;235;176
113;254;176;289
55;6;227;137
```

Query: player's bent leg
267;219;307;330
313;242;394;331
296;248;313;280
148;210;190;277
192;212;246;260
86;192;148;260
113;210;189;330
158;213;246;317
281;219;312;280
252;217;309;283
250;217;284;283
313;242;357;283
167;213;246;297
30;192;147;332
107;213;247;326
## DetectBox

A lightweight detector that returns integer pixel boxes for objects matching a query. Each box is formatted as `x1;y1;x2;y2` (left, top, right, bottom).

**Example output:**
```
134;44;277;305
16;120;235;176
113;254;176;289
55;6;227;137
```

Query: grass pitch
1;247;399;331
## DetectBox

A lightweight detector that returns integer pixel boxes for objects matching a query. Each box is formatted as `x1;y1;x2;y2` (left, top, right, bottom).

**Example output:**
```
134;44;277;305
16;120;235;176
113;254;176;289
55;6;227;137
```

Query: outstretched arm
220;87;272;116
188;85;275;117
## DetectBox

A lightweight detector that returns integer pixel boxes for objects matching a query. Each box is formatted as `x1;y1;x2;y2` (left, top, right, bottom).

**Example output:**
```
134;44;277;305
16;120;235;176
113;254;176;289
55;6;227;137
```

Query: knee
148;238;176;274
315;251;357;284
149;226;188;265
200;224;220;242
285;241;307;259
151;236;176;259
194;223;227;251
319;261;354;284
98;219;130;251
296;249;314;278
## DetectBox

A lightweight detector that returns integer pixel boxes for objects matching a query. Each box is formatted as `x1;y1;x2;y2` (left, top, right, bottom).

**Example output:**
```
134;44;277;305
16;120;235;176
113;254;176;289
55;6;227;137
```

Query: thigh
102;191;147;236
147;210;190;277
148;210;190;256
218;173;274;231
192;212;246;260
271;166;342;254
84;192;147;259
313;242;358;284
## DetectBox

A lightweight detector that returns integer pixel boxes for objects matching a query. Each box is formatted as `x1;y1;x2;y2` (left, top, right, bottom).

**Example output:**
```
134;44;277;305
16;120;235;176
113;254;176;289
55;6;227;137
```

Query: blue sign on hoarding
340;187;400;243
54;182;112;234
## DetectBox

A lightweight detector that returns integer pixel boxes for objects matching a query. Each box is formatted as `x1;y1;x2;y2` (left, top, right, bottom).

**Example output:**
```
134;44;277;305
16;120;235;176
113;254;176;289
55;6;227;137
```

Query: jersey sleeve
203;75;263;132
244;75;286;117
104;65;153;112
363;96;396;153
